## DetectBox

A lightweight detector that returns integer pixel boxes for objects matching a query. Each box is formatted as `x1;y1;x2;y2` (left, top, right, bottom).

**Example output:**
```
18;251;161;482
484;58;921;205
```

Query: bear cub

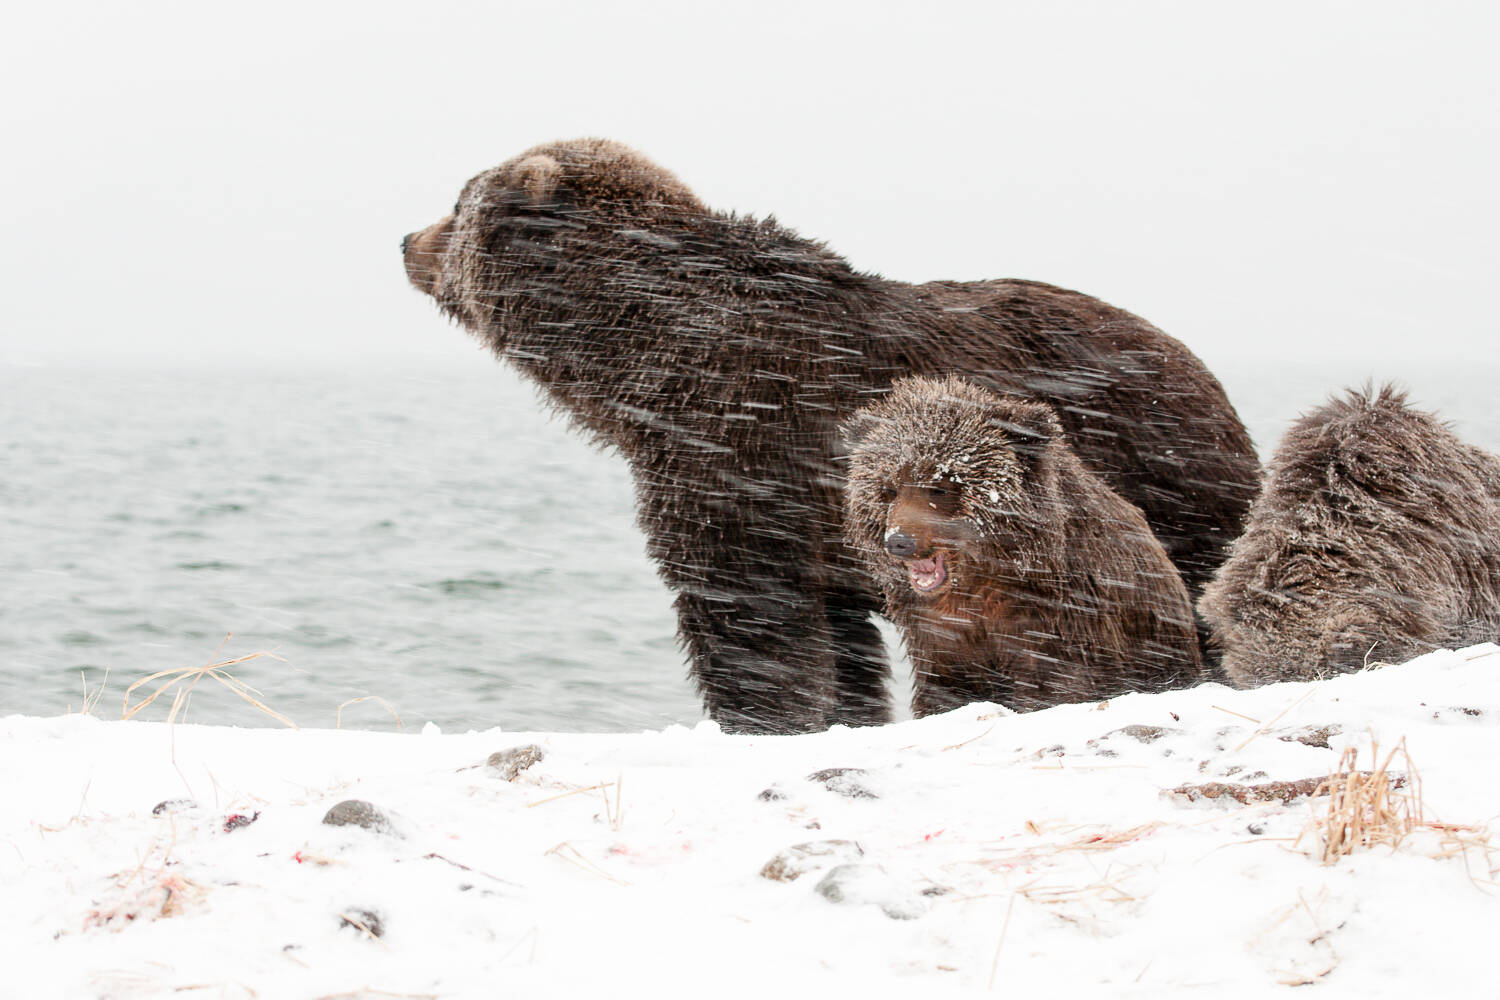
1199;384;1500;686
843;376;1206;716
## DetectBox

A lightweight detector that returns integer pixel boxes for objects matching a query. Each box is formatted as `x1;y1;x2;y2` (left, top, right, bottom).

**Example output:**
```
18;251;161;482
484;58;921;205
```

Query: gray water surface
4;355;1496;731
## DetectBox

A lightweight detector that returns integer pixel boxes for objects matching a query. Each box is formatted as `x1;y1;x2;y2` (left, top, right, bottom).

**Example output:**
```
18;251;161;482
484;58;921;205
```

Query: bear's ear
986;400;1062;466
840;408;886;449
987;399;1061;443
512;154;563;207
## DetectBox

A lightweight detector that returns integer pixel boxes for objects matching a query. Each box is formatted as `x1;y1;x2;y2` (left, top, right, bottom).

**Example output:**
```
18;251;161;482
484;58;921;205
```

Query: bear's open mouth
907;552;948;592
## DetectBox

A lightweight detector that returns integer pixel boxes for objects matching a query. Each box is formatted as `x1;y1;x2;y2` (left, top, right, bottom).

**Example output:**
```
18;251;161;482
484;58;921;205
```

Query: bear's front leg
909;644;1017;719
823;588;892;727
671;586;842;734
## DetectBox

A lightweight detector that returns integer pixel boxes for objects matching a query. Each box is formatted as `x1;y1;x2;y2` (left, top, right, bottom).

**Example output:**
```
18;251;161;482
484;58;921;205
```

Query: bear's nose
401;233;414;255
884;531;918;558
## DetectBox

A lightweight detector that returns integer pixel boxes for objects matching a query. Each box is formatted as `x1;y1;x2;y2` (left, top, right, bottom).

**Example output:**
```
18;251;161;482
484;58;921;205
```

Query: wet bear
843;376;1206;715
403;137;1255;733
1199;384;1500;686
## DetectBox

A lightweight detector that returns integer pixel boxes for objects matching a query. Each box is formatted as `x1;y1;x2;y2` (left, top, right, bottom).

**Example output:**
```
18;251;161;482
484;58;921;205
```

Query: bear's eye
927;479;963;514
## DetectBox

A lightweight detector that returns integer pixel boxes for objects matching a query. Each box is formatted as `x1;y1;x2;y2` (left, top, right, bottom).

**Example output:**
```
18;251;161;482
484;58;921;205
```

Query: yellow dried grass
121;634;293;728
1301;738;1420;864
76;666;109;716
336;695;404;730
982;821;1163;871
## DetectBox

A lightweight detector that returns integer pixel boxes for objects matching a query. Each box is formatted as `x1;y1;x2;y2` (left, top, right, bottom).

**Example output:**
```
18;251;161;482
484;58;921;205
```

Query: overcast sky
3;0;1497;369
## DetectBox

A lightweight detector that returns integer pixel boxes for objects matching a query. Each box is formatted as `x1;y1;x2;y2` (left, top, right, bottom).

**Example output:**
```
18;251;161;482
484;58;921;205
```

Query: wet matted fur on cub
1199;384;1500;686
402;137;1255;734
843;376;1206;715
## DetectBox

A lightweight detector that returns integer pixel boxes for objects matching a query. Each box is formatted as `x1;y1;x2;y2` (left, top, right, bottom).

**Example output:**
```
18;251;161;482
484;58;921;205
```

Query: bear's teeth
908;554;948;592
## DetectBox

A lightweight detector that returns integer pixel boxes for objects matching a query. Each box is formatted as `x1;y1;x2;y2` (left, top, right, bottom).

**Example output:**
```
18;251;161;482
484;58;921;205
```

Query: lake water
4;355;1496;732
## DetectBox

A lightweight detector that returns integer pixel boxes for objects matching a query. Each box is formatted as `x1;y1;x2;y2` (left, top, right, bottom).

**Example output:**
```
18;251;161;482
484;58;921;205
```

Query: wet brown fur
844;377;1206;714
403;138;1256;733
1199;384;1500;686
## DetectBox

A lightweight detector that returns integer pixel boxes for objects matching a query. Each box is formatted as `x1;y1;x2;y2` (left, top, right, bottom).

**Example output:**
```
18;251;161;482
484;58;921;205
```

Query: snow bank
5;646;1499;998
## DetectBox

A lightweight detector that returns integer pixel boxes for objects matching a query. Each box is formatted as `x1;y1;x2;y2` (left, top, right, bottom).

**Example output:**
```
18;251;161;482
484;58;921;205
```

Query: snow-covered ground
5;647;1499;998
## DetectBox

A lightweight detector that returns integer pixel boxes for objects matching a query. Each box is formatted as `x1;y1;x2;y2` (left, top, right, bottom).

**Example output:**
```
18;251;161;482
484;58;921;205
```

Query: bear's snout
883;531;918;558
402;215;454;296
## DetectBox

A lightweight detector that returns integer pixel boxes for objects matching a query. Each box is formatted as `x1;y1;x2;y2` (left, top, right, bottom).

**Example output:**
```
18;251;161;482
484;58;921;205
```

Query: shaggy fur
1199;384;1500;686
402;137;1257;733
844;376;1205;714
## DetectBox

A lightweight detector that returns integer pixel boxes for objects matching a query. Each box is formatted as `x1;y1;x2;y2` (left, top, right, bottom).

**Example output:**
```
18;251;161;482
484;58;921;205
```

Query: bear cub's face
872;478;975;596
843;376;1062;603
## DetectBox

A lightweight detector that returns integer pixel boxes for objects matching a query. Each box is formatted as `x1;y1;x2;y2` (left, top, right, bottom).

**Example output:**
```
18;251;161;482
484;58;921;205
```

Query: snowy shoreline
6;646;1499;998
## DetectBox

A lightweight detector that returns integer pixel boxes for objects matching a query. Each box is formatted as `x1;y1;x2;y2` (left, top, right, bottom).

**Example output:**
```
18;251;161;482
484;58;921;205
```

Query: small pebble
321;799;396;835
222;811;260;833
1097;724;1182;745
760;840;864;882
339;908;384;938
487;744;545;781
1278;724;1343;749
806;767;878;800
814;864;925;920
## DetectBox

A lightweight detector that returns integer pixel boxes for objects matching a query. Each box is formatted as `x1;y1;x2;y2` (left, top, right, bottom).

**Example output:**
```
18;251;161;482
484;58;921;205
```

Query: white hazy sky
2;0;1497;368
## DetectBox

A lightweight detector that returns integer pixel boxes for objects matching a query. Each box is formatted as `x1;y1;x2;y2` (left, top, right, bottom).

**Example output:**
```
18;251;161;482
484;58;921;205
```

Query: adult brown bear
402;137;1258;733
843;376;1205;715
1199;384;1500;686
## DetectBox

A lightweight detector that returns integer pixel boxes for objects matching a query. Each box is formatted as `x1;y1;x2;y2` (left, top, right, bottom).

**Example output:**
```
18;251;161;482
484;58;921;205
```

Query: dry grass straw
982;821;1163;871
1301;738;1420;864
1426;822;1499;887
337;695;404;730
525;780;617;809
544;842;630;886
600;770;625;831
1232;688;1317;753
1017;872;1140;907
986;893;1018;992
121;634;293;728
76;667;109;716
81;872;206;931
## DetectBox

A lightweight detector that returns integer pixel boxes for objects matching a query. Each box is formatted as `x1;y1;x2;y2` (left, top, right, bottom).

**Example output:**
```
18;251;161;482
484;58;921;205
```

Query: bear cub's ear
840;409;888;450
987;399;1062;464
987;399;1061;443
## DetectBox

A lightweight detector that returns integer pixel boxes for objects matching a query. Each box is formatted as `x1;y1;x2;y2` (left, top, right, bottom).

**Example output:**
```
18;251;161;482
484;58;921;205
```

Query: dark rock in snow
222;811;260;833
813;864;926;920
339;908;384;938
759;840;864;882
1278;724;1342;749
1100;725;1184;745
487;744;545;781
321;799;396;836
806;767;878;799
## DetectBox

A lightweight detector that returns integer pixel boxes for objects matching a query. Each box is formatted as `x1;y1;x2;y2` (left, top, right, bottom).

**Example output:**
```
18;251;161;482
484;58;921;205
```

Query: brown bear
402;137;1258;734
843;376;1206;714
1199;384;1500;687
